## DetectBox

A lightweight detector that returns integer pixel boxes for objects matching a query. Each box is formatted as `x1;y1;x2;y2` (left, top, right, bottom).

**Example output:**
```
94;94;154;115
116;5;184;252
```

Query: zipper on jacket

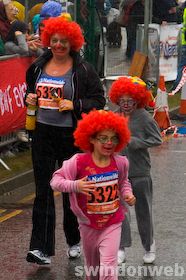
34;67;42;92
71;71;78;121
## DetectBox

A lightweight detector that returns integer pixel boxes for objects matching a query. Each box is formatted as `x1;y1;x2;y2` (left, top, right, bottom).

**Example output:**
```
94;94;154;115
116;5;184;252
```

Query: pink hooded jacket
50;153;132;226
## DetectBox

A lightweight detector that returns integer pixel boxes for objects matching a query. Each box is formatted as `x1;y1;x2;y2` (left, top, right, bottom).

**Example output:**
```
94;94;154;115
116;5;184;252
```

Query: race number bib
87;171;119;214
36;78;65;109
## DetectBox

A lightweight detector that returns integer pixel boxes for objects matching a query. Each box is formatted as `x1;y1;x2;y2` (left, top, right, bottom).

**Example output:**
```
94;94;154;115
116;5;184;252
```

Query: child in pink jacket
50;110;136;280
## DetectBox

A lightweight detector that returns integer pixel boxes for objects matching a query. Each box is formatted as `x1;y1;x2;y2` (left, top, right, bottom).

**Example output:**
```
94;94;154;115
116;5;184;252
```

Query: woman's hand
25;93;37;106
161;21;167;25
15;31;23;36
124;193;136;206
77;176;96;196
27;39;42;51
59;99;74;111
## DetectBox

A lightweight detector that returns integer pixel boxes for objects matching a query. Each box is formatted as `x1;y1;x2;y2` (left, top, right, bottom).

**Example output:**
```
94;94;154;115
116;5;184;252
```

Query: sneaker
67;244;81;259
143;241;156;264
26;250;51;265
117;249;126;265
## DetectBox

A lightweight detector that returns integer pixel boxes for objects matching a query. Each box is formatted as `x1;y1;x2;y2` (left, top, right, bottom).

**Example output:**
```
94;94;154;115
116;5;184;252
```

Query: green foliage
0;36;5;55
152;82;181;110
0;150;32;181
168;92;181;109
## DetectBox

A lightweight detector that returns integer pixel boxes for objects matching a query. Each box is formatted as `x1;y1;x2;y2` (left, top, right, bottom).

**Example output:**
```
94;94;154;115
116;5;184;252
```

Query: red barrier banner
0;56;34;135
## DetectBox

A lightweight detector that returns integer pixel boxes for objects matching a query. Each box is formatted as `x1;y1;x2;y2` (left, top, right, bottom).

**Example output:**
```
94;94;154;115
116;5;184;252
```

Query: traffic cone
153;76;171;130
179;82;186;115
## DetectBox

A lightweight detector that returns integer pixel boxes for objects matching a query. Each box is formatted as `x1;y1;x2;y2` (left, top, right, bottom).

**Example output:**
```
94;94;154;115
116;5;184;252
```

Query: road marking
0;210;22;223
0;192;60;223
19;193;35;203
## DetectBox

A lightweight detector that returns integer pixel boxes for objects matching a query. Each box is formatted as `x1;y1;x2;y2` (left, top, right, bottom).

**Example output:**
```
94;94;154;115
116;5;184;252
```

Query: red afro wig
74;110;131;152
109;76;153;108
41;17;84;51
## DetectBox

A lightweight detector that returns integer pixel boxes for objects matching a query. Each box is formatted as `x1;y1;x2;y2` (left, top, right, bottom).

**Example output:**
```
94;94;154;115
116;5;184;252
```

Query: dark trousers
120;176;154;252
29;123;80;256
126;25;137;60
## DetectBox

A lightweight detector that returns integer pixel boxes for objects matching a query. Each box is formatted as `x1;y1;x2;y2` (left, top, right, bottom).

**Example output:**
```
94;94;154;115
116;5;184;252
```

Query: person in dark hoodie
25;16;105;265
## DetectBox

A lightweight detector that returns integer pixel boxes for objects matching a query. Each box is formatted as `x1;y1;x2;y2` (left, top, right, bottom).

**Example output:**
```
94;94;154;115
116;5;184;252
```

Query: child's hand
77;176;96;196
124;193;136;206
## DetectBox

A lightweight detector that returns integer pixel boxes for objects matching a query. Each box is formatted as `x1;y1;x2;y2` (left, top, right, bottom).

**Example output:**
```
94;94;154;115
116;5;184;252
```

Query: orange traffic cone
153;76;171;130
179;82;186;115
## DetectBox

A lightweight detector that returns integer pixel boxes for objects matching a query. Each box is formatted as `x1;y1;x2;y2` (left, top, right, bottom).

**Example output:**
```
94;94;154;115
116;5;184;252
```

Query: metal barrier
0;132;18;170
103;27;131;77
0;55;19;170
0;54;31;170
102;26;131;105
0;54;19;61
104;22;181;83
136;23;182;83
136;24;160;83
0;132;17;148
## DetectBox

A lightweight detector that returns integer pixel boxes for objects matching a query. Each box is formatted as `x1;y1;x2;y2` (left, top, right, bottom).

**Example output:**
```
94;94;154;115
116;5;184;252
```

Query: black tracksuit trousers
29;122;80;256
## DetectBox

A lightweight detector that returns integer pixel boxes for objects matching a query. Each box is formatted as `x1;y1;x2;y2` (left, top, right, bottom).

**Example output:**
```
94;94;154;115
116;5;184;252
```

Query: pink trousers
79;222;122;280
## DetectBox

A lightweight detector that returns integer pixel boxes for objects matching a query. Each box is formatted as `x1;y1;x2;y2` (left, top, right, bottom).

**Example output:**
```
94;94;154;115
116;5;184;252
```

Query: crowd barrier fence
0;55;34;169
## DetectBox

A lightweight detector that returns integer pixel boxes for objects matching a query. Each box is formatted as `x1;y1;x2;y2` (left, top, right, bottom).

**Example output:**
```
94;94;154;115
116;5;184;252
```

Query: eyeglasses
50;38;69;47
95;135;119;145
119;98;136;106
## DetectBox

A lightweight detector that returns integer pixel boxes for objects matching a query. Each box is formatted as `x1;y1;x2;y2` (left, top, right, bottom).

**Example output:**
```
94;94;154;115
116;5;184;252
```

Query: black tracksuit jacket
25;49;106;127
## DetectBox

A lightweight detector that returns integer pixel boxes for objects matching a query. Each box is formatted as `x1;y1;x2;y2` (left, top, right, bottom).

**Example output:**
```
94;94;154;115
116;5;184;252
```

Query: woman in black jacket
25;16;105;265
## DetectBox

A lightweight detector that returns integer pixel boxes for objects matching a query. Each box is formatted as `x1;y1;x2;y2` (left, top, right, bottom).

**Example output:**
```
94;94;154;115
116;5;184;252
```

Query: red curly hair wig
109;76;152;108
41;17;84;51
74;110;130;152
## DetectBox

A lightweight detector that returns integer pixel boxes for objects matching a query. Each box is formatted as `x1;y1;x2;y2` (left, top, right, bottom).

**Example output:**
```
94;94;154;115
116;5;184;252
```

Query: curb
0;169;34;196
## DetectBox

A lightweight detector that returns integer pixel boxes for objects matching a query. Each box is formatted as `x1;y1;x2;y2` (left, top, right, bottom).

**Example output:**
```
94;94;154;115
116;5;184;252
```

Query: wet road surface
0;137;186;280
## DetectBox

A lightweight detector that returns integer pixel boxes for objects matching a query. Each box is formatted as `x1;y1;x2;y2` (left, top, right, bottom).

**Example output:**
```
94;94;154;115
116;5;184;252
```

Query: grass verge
0;150;32;182
168;92;181;109
152;82;181;110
